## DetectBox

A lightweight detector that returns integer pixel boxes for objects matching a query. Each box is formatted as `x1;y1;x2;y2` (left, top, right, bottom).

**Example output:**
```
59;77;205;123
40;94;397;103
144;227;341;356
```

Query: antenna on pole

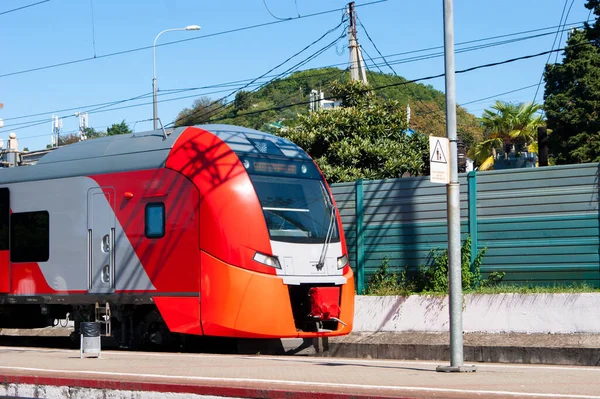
52;114;63;147
347;2;368;84
76;112;89;141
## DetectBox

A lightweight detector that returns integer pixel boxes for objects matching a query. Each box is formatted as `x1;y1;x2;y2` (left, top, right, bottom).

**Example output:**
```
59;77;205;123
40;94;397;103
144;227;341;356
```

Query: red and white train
0;124;354;346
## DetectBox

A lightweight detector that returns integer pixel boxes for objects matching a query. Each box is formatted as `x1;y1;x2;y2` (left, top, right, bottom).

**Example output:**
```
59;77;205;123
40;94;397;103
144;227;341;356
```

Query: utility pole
436;0;476;373
347;2;368;84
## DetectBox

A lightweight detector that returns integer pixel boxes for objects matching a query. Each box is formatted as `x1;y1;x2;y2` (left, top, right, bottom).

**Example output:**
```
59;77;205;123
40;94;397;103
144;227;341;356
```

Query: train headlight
253;252;281;269
337;254;348;269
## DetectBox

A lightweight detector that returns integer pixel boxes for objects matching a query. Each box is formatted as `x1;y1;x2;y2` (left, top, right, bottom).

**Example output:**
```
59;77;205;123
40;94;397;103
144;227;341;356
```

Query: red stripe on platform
0;374;411;399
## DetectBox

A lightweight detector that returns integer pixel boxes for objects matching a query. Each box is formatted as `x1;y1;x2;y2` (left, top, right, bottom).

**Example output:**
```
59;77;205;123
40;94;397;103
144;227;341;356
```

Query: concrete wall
354;293;600;334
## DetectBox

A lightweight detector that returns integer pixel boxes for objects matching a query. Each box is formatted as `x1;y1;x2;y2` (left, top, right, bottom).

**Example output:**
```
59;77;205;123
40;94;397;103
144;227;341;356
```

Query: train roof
0;124;310;184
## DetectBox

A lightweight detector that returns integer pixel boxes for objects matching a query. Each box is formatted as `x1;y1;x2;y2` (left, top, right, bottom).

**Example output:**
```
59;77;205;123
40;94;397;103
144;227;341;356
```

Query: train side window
10;211;49;263
145;202;165;238
0;188;9;251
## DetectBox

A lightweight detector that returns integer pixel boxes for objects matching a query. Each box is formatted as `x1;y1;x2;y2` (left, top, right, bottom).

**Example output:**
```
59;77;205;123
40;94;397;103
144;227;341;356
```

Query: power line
357;16;443;119
364;25;582;71
459;83;539;106
354;20;585;70
555;0;577;63
0;29;568;130
166;19;348;128
169;30;347;127
0;0;49;16
171;18;575;127
1;20;582;124
0;0;385;80
533;0;571;103
2;68;347;127
8;44;582;140
90;0;97;57
263;0;291;21
194;43;587;125
3;21;586;131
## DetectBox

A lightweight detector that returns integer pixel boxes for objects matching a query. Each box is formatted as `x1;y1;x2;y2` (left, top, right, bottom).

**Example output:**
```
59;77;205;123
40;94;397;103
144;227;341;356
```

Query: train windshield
246;159;339;244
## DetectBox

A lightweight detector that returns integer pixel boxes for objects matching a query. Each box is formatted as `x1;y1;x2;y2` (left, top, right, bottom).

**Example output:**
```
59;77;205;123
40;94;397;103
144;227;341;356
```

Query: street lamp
153;25;200;130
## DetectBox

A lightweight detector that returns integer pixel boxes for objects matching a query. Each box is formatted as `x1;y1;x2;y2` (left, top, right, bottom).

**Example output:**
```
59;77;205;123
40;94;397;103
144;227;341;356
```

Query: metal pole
152;76;158;130
152;31;162;131
152;26;200;130
436;0;476;373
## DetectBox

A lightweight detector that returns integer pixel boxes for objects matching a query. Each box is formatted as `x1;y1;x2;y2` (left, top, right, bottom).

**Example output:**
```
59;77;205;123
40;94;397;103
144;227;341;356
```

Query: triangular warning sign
430;139;448;163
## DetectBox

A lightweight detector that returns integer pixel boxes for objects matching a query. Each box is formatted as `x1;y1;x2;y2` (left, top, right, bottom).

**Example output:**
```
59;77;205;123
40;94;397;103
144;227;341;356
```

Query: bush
364;236;502;295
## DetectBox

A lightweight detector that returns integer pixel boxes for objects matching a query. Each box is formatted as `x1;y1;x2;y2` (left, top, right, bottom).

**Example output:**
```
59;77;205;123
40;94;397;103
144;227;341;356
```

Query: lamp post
153;25;200;130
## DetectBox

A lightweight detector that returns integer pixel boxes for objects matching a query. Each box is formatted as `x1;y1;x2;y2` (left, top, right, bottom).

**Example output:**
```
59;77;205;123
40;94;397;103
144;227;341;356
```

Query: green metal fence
331;163;600;293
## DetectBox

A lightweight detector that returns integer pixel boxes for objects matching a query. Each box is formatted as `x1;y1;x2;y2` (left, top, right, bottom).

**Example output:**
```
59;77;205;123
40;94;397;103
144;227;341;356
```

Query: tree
281;81;429;183
174;97;225;127
469;101;544;170
58;133;83;146
543;3;600;164
84;127;106;139
173;68;483;137
107;120;132;136
408;100;483;151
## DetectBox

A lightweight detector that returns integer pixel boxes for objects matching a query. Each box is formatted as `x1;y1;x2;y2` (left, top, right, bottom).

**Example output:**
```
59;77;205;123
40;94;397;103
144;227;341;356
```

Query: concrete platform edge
321;341;600;366
0;374;409;399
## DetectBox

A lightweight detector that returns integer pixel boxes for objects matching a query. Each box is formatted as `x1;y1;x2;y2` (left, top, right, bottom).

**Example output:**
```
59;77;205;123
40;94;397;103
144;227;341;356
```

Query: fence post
355;179;365;294
467;171;478;271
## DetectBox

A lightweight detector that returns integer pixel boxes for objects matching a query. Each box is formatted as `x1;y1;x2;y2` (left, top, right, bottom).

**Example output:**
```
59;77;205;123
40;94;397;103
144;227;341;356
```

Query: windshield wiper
316;203;337;270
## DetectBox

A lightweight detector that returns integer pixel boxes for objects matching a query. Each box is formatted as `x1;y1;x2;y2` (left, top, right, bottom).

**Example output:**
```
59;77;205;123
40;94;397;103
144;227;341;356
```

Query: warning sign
429;136;450;184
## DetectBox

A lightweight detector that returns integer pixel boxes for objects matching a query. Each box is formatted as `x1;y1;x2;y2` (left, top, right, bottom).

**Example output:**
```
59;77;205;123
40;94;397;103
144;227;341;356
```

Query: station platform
0;345;599;399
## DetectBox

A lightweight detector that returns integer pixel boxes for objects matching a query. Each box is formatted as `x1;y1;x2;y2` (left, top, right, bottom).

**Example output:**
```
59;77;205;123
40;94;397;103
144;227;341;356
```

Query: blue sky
0;0;593;150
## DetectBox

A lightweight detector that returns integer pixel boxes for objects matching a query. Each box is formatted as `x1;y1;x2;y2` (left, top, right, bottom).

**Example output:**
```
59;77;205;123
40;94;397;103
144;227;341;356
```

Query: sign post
435;0;476;373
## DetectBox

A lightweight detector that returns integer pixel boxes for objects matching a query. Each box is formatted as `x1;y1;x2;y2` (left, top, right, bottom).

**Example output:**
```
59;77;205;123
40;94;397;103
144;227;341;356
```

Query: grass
363;282;600;296
467;283;599;295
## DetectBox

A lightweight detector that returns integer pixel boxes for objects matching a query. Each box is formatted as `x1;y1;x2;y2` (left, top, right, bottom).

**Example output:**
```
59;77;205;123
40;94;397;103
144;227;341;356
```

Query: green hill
175;67;483;149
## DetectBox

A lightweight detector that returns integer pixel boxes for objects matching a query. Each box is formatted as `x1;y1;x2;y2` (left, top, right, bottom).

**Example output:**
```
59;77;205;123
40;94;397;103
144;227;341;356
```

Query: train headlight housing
337;254;348;270
253;252;281;269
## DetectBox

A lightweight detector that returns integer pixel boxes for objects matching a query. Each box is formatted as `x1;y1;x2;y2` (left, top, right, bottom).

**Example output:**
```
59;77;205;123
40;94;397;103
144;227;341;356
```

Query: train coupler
307;287;345;326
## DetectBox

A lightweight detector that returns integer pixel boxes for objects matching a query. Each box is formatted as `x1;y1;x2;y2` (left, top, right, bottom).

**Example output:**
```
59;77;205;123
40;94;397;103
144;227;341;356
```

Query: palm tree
469;101;544;170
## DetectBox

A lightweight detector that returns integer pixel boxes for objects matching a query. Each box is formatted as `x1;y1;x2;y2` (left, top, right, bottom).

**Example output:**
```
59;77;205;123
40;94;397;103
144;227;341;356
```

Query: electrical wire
2;68;346;126
0;0;386;80
169;30;347;127
193;42;590;125
170;21;574;127
8;44;586;140
0;20;583;125
294;0;301;17
90;0;97;58
459;83;540;107
0;0;49;16
357;16;442;120
533;0;570;103
554;0;577;63
263;0;291;21
348;21;585;71
166;18;348;128
3;21;586;132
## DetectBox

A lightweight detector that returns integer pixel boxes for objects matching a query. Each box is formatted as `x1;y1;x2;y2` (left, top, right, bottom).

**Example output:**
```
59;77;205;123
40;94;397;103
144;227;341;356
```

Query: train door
87;187;115;293
0;188;8;293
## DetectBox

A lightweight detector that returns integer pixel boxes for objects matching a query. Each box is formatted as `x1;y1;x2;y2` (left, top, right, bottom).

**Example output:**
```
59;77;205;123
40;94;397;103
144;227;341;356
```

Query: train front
167;125;354;339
